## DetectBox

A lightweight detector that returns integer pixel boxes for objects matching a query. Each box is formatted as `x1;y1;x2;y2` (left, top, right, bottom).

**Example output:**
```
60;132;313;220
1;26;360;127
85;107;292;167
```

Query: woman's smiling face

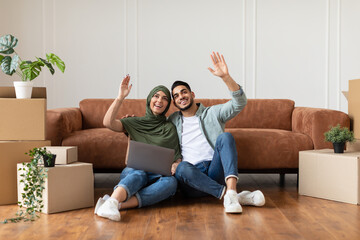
150;90;169;115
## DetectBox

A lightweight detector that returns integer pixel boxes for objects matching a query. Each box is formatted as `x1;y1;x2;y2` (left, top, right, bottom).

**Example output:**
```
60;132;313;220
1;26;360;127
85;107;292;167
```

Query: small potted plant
1;147;54;224
324;124;355;153
0;34;65;99
31;147;57;167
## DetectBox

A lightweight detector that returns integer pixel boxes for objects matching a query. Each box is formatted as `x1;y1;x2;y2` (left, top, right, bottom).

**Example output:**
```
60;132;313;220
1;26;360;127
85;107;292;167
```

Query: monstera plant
0;34;65;98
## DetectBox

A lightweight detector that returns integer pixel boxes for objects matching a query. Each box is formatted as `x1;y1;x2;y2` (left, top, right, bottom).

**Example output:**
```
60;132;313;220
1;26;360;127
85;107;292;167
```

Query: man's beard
175;97;194;111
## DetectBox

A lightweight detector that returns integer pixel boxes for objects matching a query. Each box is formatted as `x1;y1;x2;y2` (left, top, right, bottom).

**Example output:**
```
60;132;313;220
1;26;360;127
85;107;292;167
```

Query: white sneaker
94;194;110;215
237;190;265;207
97;197;121;221
223;190;242;213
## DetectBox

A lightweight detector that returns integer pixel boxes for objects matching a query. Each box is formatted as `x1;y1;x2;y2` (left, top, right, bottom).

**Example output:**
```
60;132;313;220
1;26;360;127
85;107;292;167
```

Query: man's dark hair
171;80;191;98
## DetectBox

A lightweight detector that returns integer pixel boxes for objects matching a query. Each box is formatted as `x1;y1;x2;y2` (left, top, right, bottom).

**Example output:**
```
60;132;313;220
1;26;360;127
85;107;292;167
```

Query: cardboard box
0;87;47;140
346;139;360;152
299;149;360;204
17;162;94;214
0;140;51;205
348;79;360;138
43;146;78;164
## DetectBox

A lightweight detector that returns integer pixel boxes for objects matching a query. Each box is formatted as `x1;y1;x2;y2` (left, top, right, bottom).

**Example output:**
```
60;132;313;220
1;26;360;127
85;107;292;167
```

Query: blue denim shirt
168;87;247;150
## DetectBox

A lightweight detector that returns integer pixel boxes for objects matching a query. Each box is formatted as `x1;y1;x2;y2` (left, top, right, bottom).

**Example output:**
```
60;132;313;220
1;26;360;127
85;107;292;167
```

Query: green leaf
20;60;43;81
0;55;4;62
0;34;18;54
11;54;19;73
324;124;355;143
38;57;54;75
1;56;16;75
46;53;65;73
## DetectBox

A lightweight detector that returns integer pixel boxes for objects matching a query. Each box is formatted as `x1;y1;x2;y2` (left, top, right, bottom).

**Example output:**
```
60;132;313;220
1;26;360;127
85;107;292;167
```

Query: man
169;52;265;213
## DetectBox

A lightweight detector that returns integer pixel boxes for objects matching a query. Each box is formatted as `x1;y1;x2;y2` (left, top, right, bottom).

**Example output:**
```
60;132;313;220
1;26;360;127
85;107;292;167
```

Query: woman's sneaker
97;197;121;221
237;190;265;207
223;190;243;213
94;194;110;215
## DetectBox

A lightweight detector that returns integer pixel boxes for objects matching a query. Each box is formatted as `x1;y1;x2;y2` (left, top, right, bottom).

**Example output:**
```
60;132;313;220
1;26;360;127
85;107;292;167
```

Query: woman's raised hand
118;75;132;100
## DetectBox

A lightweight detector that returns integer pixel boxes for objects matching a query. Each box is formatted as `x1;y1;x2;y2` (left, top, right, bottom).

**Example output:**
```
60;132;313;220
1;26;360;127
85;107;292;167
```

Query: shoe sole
97;212;121;221
225;206;243;213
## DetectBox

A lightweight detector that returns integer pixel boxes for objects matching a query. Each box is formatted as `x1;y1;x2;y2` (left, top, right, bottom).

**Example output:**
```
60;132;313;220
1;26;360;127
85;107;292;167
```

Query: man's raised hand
208;52;229;79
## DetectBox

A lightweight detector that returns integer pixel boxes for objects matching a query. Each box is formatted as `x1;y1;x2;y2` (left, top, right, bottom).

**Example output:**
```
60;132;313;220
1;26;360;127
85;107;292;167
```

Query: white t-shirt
181;115;214;165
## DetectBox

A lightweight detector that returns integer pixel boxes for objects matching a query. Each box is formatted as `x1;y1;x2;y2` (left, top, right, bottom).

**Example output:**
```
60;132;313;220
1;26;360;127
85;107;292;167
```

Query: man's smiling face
172;85;195;111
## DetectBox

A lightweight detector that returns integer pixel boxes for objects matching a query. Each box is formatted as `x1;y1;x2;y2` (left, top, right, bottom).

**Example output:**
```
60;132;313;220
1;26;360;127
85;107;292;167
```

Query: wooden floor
0;173;359;240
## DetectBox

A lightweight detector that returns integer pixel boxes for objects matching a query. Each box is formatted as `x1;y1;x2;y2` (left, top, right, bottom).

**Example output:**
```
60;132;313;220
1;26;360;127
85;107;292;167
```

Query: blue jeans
175;132;238;199
115;167;177;208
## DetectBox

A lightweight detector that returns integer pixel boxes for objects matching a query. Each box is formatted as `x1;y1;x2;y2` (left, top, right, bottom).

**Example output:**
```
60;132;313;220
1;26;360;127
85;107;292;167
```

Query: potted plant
324;124;355;153
0;34;65;99
1;147;55;223
34;147;57;167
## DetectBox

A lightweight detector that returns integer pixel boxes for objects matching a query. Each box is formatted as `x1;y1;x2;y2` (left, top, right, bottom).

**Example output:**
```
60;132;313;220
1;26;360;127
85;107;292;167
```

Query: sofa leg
280;173;285;186
297;173;299;188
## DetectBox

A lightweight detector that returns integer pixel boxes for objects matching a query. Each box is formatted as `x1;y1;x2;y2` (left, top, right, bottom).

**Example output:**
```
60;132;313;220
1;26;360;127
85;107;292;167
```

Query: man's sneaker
223;190;242;213
94;194;110;215
97;197;121;221
237;190;265;207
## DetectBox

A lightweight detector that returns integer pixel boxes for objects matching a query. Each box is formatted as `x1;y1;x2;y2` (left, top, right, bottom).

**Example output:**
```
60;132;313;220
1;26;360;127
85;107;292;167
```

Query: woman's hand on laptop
171;159;182;175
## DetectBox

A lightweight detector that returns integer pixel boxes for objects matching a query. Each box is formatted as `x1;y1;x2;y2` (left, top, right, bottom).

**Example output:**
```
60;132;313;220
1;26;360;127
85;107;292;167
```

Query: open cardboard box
343;79;360;138
0;87;47;140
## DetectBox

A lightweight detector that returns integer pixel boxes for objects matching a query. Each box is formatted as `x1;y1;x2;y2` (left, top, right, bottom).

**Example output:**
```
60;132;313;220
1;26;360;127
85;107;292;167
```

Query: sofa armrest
292;107;350;149
46;108;83;146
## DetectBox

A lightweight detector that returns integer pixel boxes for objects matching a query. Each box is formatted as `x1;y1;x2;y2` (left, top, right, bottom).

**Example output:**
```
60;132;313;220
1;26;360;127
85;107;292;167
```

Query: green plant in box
324;124;354;143
324;124;355;153
1;148;54;224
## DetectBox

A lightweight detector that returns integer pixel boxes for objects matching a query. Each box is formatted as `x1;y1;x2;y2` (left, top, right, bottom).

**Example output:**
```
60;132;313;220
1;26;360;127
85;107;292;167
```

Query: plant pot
43;154;56;167
333;142;345;153
13;81;34;99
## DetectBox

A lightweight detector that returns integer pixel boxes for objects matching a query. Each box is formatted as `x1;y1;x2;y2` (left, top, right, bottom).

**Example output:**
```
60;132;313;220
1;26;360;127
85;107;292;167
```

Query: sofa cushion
225;99;294;130
226;128;313;169
62;128;128;169
80;99;147;129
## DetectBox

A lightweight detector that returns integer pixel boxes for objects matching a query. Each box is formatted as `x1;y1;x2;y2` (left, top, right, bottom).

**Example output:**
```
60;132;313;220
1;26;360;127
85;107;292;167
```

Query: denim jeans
175;132;238;199
115;167;177;208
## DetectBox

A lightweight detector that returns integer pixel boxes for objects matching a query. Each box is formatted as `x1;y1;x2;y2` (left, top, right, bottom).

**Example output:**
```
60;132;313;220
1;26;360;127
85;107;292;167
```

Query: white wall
1;0;359;112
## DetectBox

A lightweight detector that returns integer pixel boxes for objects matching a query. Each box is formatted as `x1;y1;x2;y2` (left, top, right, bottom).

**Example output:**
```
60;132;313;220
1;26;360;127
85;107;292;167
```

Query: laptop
125;140;175;176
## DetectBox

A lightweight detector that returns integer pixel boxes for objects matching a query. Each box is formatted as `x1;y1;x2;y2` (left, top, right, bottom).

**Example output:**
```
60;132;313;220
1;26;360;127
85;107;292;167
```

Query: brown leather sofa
46;99;350;175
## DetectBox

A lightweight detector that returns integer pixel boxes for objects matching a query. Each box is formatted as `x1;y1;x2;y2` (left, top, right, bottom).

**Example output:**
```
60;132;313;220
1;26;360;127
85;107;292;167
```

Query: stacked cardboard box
344;79;360;151
0;87;50;205
28;146;95;213
1;87;94;213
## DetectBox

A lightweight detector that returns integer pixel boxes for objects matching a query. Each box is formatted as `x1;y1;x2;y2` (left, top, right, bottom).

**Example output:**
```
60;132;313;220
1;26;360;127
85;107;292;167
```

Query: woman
95;75;181;221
